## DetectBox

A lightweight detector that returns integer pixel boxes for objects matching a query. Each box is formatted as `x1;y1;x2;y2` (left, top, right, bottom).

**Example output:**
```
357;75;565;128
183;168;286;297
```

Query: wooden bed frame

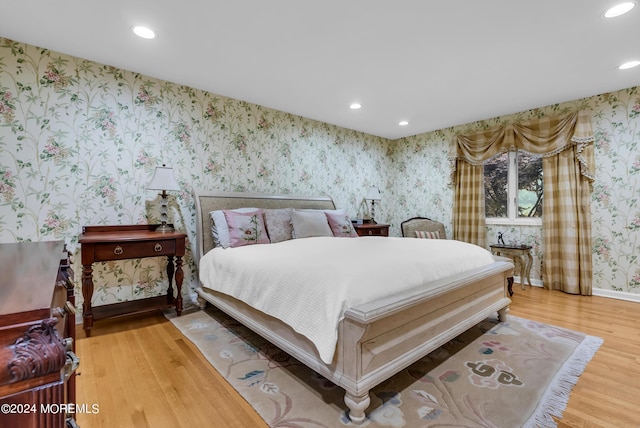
193;190;512;424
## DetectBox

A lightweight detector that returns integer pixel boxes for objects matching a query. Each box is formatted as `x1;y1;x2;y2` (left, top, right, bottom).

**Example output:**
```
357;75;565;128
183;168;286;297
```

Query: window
484;151;543;222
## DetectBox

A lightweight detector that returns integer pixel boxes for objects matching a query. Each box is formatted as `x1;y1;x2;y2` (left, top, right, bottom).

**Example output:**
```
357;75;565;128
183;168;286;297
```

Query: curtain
453;159;486;247
450;111;595;295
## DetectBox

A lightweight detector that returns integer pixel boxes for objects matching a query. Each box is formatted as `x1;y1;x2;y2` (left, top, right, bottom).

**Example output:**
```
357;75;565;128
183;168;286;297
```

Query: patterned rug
168;307;602;428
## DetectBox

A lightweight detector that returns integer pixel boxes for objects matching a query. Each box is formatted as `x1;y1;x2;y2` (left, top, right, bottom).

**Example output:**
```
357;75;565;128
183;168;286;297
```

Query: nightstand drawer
353;223;390;237
94;240;176;261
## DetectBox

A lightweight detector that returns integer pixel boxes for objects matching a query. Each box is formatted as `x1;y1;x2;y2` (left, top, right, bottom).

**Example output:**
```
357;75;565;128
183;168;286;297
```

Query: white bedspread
199;236;495;364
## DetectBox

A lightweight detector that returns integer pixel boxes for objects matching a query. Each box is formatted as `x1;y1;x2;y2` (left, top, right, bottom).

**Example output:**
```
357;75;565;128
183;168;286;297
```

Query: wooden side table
80;225;186;336
353;223;390;237
490;244;533;291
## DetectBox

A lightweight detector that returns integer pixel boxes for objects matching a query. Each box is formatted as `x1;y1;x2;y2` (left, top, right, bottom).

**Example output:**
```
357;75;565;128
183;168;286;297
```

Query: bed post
498;306;509;322
196;294;207;310
344;391;370;425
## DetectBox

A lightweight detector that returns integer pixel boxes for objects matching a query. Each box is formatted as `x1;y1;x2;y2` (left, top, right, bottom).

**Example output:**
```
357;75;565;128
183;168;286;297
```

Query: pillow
210;207;260;248
325;212;358;237
291;210;333;238
415;230;440;239
263;208;294;243
223;209;270;247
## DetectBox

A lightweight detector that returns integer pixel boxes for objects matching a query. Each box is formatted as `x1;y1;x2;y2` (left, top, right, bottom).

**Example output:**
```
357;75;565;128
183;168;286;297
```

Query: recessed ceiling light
350;103;362;110
398;121;409;126
132;26;156;39
604;1;636;18
618;60;640;69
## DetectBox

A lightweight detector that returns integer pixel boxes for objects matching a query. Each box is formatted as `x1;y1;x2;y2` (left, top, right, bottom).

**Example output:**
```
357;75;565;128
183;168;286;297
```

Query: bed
193;190;513;424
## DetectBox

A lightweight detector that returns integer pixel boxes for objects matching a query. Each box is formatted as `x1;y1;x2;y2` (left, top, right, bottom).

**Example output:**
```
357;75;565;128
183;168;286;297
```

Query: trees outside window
484;151;542;220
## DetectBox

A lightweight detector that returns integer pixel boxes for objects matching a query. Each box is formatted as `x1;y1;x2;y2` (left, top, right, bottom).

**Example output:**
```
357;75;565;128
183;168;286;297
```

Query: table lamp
147;164;180;232
365;187;382;223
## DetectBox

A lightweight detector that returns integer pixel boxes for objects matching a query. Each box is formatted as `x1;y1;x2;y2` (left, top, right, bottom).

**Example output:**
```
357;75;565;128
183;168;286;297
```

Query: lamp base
155;223;175;233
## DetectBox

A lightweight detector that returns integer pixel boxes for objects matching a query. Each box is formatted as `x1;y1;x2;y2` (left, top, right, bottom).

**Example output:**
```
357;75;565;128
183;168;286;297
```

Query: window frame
485;150;542;227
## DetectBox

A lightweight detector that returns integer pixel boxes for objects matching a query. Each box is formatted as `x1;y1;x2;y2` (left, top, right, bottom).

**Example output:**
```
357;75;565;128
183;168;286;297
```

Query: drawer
365;228;386;236
94;240;176;261
357;227;389;236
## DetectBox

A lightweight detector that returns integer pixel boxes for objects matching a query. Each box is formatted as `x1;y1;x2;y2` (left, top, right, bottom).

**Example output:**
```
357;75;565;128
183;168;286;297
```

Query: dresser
0;241;78;428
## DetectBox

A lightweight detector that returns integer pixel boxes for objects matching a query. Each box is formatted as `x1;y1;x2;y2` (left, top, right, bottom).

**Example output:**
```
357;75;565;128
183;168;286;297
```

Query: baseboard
514;277;639;302
593;288;640;303
514;276;544;288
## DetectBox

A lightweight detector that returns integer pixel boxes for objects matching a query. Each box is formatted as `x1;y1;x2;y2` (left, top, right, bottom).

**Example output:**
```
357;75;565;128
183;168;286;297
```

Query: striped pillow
415;230;440;239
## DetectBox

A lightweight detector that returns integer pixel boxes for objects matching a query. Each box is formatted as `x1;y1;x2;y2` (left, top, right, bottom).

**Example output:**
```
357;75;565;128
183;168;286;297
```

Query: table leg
525;251;533;287
175;256;183;316
517;254;526;290
82;264;94;337
166;255;175;304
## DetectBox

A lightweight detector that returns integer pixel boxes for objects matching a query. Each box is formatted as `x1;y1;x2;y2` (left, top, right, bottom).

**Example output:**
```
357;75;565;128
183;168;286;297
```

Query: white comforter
199;236;495;364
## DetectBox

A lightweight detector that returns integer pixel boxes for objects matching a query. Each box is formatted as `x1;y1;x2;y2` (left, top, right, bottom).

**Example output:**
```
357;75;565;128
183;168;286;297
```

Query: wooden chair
400;216;446;239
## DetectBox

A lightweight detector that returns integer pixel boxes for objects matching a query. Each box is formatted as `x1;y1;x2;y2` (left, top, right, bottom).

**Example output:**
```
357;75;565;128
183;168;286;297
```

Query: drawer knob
114;245;124;255
368;230;373;235
154;243;163;252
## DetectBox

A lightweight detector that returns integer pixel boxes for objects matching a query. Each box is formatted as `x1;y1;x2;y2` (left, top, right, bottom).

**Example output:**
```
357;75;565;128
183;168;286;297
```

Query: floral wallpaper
391;89;640;299
0;38;392;309
1;37;639;311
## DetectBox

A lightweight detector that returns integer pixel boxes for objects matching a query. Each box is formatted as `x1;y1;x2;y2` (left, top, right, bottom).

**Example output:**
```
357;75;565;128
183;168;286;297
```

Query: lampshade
365;187;382;201
147;165;180;191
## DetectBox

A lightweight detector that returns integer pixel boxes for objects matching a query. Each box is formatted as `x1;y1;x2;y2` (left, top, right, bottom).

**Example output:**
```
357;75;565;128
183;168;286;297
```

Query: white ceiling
1;1;639;139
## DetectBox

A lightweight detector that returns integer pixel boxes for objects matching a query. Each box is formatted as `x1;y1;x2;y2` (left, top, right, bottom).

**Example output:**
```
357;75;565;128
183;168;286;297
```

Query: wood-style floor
75;286;640;428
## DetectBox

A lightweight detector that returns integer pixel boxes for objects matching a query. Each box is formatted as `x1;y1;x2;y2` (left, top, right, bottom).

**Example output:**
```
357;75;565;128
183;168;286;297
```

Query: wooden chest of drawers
0;241;78;428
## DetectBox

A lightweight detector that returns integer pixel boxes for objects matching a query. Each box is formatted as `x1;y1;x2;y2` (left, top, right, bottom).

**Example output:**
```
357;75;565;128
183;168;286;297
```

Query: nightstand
353;223;390;237
80;224;186;336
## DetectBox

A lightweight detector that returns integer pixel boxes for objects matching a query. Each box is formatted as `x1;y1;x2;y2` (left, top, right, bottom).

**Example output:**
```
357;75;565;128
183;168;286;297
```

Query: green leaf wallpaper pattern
1;37;639;312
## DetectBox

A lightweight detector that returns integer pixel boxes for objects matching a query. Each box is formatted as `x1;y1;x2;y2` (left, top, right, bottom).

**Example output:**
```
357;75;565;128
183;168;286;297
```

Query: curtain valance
451;110;595;181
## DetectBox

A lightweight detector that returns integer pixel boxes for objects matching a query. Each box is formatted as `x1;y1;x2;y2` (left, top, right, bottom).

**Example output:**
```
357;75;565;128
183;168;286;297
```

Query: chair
400;217;446;239
400;216;515;295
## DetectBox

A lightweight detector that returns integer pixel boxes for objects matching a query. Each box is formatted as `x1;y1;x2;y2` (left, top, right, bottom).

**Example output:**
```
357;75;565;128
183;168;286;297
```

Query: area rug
168;307;603;427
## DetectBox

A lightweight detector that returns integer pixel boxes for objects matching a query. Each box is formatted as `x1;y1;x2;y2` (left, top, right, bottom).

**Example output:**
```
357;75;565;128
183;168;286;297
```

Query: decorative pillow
263;208;294;243
415;230;440;239
291;210;333;238
210;207;260;248
223;209;270;247
326;212;358;237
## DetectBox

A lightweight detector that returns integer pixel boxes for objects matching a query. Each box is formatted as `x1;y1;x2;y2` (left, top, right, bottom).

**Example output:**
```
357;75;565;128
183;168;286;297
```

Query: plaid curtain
451;111;594;295
452;159;486;247
542;150;593;294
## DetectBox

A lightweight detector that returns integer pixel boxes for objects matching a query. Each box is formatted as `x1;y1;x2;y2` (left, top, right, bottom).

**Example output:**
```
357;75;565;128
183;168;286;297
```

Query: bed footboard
196;261;511;424
334;261;511;423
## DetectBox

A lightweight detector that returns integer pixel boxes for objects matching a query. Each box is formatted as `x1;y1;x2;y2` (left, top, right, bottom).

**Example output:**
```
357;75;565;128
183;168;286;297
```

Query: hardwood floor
75;286;640;428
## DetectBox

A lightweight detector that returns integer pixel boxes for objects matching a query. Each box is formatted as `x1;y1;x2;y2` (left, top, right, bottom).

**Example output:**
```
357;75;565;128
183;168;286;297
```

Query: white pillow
210;207;259;248
291;210;333;238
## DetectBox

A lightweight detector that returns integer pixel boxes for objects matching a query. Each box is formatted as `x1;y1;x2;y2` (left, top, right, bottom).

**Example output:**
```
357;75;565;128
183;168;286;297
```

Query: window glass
517;152;543;218
484;152;508;218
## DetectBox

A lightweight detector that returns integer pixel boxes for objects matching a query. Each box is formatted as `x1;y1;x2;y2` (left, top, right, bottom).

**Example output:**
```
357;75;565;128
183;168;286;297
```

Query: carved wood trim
8;318;66;383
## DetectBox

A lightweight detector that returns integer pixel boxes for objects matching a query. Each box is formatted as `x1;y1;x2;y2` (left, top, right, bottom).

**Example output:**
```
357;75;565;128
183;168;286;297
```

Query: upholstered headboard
193;190;336;263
